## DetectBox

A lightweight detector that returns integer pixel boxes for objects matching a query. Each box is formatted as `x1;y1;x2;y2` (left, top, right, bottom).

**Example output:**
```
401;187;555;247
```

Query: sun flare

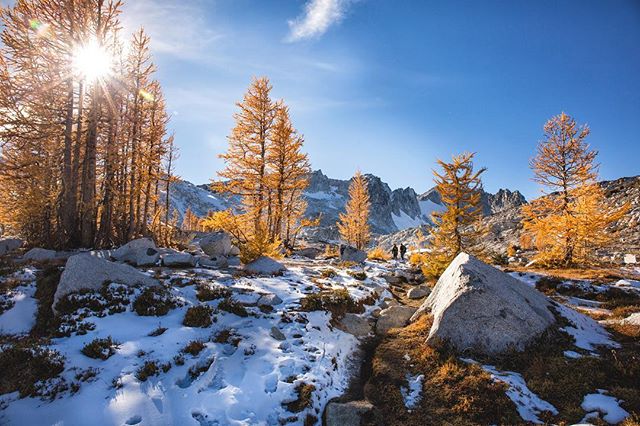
72;39;112;83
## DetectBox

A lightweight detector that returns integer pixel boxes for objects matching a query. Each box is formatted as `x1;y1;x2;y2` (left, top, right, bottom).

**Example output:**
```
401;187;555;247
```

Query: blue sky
11;0;640;199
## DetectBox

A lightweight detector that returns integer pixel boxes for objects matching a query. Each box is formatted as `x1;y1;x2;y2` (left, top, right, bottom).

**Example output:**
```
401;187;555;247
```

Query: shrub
183;305;213;327
283;382;316;413
319;268;336;278
347;270;367;281
133;286;176;316
196;284;231;302
217;298;248;317
182;340;206;356
367;246;390;261
535;276;564;295
408;252;426;267
322;244;339;259
0;343;65;397
81;336;119;360
300;288;364;319
491;252;509;266
214;329;241;346
506;244;519;258
148;325;167;337
135;361;159;381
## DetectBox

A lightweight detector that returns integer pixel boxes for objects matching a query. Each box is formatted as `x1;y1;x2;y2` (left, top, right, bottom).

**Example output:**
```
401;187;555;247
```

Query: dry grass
363;316;520;425
367;247;390;262
511;266;640;282
299;288;364;320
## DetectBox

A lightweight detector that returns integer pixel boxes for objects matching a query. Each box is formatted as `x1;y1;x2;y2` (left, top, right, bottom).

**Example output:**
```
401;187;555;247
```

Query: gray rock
379;298;399;309
162;252;195;267
371;307;382;318
411;253;555;355
196;255;228;269
381;274;404;285
295;247;322;259
621;312;640;326
0;238;22;256
229;245;241;256
244;256;286;275
257;293;283;306
270;326;286;341
325;400;374;426
407;285;430;299
199;232;233;257
376;305;416;335
340;245;367;263
336;313;372;338
23;248;66;261
54;254;158;310
111;238;159;266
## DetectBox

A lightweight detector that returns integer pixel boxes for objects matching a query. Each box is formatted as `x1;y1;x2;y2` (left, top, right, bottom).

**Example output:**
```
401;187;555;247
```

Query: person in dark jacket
400;243;407;260
391;244;398;260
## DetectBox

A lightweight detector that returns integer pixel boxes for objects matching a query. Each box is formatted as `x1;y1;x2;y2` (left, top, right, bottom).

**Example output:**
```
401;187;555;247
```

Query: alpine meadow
0;1;639;425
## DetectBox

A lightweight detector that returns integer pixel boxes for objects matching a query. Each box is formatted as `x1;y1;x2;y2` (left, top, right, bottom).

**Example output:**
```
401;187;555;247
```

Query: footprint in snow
125;415;142;425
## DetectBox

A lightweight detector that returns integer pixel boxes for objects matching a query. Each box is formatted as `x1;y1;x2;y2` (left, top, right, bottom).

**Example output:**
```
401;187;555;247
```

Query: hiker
391;244;398;260
400;243;407;260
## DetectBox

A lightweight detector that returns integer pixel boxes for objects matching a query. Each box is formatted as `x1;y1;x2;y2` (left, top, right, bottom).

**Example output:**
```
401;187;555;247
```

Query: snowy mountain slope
0;260;395;425
167;171;526;237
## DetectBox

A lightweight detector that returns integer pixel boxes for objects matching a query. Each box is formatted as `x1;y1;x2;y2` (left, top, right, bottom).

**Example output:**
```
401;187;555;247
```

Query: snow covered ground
0;260;394;426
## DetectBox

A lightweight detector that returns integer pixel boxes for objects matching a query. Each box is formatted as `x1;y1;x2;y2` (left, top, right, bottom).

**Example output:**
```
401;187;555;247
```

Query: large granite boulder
411;253;555;355
340;245;367;263
0;238;22;256
111;238;159;266
54;254;158;310
199;232;233;257
244;256;286;276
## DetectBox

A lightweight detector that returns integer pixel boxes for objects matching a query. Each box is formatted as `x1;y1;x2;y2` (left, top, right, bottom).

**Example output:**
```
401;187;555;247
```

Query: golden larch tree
522;113;628;266
267;105;311;248
423;152;487;278
337;171;371;250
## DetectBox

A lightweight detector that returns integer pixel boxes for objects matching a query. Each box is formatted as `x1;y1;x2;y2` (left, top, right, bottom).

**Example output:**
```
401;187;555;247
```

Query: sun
72;39;113;83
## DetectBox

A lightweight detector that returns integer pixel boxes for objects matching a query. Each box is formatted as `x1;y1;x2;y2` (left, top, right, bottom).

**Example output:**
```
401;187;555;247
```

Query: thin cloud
287;0;355;42
120;0;223;61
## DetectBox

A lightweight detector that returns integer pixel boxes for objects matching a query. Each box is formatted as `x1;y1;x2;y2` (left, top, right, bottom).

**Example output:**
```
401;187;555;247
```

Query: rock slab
340;245;367;264
411;252;555;355
199;232;233;257
0;238;22;256
54;254;158;310
111;238;159;266
244;256;286;275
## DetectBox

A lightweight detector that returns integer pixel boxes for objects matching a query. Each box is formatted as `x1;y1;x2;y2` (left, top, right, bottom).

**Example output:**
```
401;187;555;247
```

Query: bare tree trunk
80;86;100;247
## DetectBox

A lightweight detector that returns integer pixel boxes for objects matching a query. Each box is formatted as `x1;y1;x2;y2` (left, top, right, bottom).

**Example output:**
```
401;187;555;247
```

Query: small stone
407;286;430;299
257;293;283;306
270;327;286;341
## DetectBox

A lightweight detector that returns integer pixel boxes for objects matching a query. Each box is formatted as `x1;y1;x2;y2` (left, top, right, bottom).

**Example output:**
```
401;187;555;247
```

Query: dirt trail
323;263;424;424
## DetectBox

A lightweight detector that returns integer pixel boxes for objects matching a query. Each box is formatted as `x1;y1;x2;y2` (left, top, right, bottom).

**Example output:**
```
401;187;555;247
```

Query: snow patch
581;391;630;424
556;303;619;352
0;284;38;335
475;362;558;423
400;373;424;409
